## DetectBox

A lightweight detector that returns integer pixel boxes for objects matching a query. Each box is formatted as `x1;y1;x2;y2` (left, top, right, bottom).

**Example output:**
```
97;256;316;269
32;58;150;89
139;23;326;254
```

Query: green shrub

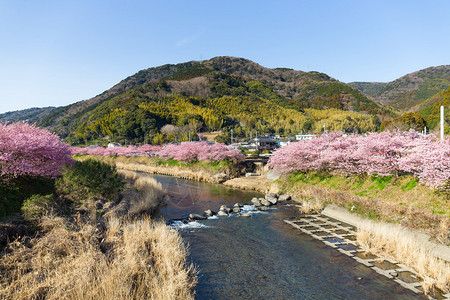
0;177;55;220
21;194;54;219
56;159;124;202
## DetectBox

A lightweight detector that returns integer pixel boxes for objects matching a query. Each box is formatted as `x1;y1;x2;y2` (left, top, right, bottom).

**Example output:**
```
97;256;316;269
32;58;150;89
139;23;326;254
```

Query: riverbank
76;155;244;183
0;160;196;299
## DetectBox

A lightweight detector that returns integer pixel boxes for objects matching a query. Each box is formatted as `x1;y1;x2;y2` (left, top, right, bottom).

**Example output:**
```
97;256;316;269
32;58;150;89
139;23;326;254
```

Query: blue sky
0;0;449;114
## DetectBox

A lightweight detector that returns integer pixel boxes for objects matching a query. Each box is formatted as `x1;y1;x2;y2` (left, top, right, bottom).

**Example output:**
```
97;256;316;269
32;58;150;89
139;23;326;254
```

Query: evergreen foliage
33;57;386;145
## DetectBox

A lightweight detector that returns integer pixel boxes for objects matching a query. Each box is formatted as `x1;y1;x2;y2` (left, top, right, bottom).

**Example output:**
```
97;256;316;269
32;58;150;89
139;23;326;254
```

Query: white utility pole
441;106;445;141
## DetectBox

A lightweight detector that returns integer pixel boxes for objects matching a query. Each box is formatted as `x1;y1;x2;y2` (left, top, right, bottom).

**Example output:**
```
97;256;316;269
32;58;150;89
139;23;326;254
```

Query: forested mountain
0;107;58;123
31;56;386;145
417;87;450;131
349;65;450;111
380;87;450;132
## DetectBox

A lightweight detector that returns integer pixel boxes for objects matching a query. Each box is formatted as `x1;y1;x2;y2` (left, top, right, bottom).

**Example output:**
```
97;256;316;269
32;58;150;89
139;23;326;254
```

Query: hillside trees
56;69;385;145
380;112;426;132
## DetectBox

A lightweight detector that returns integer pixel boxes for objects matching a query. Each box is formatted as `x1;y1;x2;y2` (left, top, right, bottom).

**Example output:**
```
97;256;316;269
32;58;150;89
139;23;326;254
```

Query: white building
295;134;315;141
107;142;121;148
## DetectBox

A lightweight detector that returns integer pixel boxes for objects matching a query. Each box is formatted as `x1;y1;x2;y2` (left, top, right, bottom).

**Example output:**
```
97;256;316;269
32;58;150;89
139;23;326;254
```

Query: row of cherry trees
268;130;450;188
72;142;245;163
0;122;73;182
71;144;162;157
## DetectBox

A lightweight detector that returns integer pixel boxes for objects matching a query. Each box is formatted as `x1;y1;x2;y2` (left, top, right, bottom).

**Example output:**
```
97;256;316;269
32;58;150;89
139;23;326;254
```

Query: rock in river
259;198;272;206
204;209;215;217
251;198;262;207
220;205;231;213
232;207;241;213
265;193;278;205
278;194;291;201
189;213;207;221
217;210;229;217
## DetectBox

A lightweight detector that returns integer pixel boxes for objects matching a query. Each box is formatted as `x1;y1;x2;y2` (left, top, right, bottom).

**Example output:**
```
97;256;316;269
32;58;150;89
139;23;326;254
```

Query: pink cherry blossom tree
0;122;74;182
268;130;450;188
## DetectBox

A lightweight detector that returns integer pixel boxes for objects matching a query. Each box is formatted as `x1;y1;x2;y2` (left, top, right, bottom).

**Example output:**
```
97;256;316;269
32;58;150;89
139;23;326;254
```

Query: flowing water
148;174;424;299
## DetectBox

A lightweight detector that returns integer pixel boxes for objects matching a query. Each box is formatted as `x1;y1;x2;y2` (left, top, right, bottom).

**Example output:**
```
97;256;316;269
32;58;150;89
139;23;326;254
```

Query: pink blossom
0;122;74;181
71;142;243;163
268;130;449;188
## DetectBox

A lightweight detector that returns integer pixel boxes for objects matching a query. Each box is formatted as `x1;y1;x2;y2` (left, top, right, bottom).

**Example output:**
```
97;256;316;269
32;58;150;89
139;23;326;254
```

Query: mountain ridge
349;65;450;111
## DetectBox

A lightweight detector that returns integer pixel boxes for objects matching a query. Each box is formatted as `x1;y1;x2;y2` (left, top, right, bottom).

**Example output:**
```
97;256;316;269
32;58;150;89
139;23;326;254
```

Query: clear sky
0;0;449;114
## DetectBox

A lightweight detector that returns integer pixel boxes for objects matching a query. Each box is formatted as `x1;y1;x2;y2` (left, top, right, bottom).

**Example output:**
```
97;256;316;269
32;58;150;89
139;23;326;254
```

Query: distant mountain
349;65;450;111
34;56;385;145
347;82;387;98
0;107;58;123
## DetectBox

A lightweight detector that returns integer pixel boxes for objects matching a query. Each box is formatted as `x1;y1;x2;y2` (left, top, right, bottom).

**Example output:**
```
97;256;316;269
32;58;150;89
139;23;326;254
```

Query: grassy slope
277;171;449;244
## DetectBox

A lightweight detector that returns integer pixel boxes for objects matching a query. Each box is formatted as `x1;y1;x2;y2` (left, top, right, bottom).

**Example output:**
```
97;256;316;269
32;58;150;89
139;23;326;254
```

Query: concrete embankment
322;205;450;264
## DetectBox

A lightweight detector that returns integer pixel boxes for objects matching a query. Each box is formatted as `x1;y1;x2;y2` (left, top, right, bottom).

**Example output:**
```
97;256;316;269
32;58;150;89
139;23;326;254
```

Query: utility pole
441;106;445;141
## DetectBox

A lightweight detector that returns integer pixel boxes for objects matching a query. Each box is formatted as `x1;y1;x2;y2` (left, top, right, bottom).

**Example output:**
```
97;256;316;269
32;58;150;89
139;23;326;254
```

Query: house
250;137;278;151
279;138;296;147
107;142;121;148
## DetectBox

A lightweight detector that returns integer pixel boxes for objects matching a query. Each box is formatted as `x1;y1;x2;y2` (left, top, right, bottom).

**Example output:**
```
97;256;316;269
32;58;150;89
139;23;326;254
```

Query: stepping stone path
284;215;450;299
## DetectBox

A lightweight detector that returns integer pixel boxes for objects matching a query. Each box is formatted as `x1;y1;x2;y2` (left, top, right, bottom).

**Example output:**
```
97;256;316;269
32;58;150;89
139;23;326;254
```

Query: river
148;173;424;299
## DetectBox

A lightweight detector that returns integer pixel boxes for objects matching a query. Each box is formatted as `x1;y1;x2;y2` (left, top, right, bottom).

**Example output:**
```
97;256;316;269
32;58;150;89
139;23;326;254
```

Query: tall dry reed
118;170;166;216
116;162;218;182
0;216;196;299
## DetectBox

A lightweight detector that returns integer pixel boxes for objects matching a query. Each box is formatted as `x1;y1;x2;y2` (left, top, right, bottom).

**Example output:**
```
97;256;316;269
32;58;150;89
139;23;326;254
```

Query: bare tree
161;124;179;135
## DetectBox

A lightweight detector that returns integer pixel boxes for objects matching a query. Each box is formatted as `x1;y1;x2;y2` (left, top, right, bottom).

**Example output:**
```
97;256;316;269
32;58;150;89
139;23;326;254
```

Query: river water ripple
147;174;424;300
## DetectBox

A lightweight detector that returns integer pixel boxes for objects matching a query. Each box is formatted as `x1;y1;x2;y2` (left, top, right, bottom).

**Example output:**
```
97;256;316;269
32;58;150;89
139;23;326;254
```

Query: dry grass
118;170;166;216
357;220;450;294
116;162;221;183
223;176;275;193
298;199;325;214
0;216;196;299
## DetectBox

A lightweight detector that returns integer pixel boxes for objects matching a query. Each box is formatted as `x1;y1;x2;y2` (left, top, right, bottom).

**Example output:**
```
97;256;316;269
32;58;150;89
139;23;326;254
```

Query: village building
279;138;296;147
250;136;278;151
107;142;121;148
295;134;315;141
